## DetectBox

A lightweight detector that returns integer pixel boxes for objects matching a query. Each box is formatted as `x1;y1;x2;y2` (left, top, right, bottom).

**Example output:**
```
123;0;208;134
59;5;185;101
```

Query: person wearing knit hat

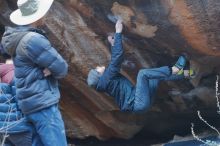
1;0;68;145
87;19;195;112
0;60;37;146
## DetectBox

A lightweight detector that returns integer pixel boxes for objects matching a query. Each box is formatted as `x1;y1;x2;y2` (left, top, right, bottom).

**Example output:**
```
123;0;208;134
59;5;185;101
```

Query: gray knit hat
87;69;101;88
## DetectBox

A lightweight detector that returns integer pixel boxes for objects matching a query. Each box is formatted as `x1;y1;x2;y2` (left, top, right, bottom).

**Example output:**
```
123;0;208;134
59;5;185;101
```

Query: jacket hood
1;26;46;57
1;26;29;57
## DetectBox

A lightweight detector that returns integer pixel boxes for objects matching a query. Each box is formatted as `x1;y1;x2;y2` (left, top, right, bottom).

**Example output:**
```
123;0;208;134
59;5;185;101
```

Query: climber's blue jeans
26;104;67;146
132;66;184;112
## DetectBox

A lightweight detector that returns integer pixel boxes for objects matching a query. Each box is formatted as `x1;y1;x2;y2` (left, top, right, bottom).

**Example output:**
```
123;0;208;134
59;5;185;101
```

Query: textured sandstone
0;0;220;140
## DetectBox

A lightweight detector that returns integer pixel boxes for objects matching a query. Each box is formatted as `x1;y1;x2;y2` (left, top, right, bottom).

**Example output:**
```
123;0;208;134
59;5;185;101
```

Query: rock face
1;0;220;141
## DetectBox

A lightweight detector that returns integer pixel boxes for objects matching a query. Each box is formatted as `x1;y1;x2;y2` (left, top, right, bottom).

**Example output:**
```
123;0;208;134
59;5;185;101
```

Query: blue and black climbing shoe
174;55;187;70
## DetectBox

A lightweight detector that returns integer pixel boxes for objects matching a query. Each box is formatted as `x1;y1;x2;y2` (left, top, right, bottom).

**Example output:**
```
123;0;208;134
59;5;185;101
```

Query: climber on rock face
87;19;195;112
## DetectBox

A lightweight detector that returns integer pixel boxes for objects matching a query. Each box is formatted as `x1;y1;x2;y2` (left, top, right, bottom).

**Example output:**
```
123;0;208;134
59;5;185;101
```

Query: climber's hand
43;68;51;77
115;19;123;33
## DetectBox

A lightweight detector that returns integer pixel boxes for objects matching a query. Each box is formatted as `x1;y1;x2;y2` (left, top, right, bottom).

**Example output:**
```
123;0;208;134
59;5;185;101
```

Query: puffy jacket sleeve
25;33;68;79
0;83;11;94
96;33;124;91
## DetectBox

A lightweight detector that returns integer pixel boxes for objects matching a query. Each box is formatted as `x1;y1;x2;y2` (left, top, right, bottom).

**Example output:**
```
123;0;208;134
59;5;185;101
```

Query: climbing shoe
177;69;184;75
174;55;187;71
177;69;196;79
187;69;196;79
